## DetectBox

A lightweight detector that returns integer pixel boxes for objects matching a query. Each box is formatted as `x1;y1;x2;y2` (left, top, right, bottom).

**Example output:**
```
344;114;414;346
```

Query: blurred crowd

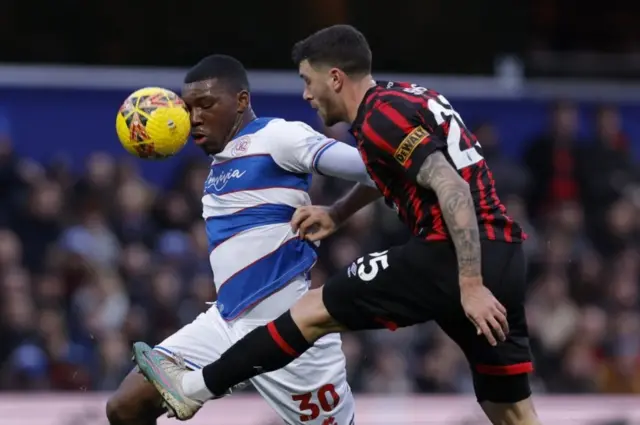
0;100;640;396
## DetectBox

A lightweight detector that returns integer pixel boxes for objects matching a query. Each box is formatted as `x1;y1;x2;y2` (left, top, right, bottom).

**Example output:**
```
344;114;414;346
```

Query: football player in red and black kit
131;25;540;425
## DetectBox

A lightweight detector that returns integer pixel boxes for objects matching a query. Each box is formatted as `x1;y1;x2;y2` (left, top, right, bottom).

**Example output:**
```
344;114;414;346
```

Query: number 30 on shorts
348;251;389;282
291;383;340;421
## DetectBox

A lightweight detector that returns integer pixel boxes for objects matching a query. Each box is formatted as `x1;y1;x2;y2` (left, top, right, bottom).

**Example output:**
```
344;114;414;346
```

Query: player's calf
106;369;165;425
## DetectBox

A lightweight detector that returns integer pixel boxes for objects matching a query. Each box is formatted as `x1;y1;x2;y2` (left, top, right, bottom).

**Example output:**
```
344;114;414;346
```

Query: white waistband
225;275;309;324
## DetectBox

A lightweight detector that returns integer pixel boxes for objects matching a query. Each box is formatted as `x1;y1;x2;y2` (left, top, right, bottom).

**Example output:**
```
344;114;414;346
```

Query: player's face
299;60;345;127
182;79;246;155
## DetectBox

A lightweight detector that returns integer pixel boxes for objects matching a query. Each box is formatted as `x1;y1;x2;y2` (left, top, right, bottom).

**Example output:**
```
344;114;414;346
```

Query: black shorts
323;238;533;403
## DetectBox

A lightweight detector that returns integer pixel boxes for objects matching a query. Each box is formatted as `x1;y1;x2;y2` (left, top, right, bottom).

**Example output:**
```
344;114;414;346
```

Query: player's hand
460;278;509;346
291;206;339;242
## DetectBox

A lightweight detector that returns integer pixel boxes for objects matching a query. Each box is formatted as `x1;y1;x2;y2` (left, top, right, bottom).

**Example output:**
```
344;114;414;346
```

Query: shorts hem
153;345;203;370
475;361;533;376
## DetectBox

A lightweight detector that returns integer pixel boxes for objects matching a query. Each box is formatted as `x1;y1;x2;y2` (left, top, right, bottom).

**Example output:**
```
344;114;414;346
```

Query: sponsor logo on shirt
205;168;246;192
393;126;428;165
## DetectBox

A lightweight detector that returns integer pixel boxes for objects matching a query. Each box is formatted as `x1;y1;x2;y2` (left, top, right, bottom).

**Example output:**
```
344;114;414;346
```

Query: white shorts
155;277;355;425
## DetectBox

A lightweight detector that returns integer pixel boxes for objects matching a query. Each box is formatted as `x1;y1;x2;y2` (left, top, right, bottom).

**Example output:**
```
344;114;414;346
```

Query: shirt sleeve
313;141;376;186
269;120;339;174
361;97;447;182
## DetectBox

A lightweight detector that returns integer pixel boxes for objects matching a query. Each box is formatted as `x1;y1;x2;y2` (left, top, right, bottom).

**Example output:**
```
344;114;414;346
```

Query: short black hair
184;54;250;92
291;25;372;76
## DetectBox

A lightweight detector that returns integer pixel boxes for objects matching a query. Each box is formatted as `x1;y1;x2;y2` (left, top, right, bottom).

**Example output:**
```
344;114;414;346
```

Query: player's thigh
154;302;234;370
251;333;355;425
437;242;533;404
322;245;440;331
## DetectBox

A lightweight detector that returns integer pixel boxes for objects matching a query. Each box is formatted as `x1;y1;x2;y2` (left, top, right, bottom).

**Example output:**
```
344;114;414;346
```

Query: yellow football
116;87;190;159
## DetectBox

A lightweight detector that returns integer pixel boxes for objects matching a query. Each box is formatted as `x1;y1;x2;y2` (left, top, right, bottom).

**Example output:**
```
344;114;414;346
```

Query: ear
236;90;250;113
328;68;344;92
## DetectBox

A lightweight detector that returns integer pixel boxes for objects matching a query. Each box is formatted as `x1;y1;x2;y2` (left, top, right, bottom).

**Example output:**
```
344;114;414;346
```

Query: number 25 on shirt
403;85;484;170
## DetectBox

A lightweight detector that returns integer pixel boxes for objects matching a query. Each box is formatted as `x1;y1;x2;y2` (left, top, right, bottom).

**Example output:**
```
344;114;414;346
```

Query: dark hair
291;25;372;76
184;54;250;92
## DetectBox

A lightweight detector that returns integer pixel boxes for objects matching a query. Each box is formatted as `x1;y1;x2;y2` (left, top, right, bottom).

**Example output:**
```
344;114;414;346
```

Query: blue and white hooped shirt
202;117;337;320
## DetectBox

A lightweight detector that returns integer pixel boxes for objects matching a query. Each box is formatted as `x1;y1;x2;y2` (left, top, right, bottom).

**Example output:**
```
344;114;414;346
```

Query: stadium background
2;0;640;423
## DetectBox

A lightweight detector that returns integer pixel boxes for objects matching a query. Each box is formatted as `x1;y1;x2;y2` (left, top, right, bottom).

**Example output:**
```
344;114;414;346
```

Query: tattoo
416;152;481;277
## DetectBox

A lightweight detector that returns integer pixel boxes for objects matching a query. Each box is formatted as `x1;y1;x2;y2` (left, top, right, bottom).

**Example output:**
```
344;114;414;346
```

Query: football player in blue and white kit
106;55;371;424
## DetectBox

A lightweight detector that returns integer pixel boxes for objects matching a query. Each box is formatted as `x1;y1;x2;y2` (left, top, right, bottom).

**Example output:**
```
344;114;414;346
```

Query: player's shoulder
261;118;326;146
370;81;440;105
357;82;430;127
261;118;318;136
363;82;446;127
239;117;302;139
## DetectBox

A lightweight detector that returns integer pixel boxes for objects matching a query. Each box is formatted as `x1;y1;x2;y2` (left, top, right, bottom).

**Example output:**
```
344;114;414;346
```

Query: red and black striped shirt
350;81;526;243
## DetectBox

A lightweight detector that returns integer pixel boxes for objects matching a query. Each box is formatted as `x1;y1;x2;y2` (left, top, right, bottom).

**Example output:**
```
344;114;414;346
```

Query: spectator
474;121;529;197
580;105;638;247
0;117;27;226
523;100;583;219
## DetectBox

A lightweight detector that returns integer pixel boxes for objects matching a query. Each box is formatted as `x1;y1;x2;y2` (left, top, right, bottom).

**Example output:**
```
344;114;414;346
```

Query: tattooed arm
415;151;481;279
416;151;509;345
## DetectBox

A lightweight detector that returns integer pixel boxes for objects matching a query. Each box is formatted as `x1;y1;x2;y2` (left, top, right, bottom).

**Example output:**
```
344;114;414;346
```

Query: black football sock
202;311;312;396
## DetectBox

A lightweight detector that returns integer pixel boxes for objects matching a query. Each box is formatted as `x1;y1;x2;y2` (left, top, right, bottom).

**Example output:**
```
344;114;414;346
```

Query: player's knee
480;396;540;425
474;371;531;404
474;373;540;425
106;394;130;425
291;288;344;340
106;371;163;424
106;392;136;425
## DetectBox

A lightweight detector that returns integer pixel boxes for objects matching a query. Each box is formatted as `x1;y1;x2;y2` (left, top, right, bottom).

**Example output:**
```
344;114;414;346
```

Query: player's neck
346;75;376;123
227;108;257;141
240;108;257;130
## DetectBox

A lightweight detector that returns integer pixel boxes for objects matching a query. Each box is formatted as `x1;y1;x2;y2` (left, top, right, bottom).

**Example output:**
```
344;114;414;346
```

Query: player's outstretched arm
313;141;376;186
329;183;381;224
416;151;508;346
268;120;375;186
292;183;381;242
